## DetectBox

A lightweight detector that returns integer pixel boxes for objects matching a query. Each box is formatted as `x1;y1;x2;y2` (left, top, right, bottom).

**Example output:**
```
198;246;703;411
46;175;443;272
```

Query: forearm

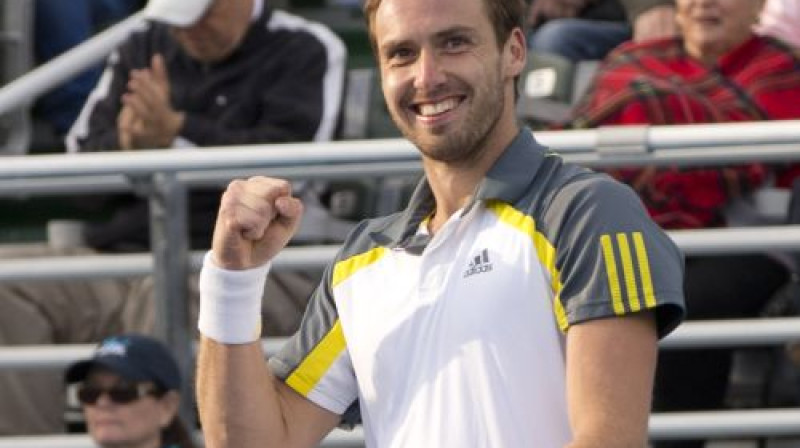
197;337;291;447
195;249;340;447
565;314;657;448
565;433;648;448
196;252;293;447
564;415;650;447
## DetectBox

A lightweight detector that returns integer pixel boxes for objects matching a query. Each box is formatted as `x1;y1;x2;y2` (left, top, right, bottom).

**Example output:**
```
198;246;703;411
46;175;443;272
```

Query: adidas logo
463;248;493;278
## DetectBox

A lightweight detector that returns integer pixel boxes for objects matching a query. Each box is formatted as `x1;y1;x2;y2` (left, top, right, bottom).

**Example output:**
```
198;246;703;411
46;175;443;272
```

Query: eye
443;36;469;52
385;46;416;66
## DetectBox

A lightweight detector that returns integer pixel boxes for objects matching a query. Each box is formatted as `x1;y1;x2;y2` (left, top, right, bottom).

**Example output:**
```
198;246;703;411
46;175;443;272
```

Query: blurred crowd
0;0;799;446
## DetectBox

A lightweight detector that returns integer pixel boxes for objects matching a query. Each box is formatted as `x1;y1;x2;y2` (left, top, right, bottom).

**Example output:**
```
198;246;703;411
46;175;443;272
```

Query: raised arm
196;177;341;448
564;312;658;448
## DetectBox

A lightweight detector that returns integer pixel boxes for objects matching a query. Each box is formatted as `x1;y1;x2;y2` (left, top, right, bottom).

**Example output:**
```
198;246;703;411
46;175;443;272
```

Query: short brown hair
363;0;526;54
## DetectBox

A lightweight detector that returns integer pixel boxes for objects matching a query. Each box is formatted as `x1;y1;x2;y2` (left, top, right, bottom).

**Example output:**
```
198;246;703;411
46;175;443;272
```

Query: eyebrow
379;25;478;54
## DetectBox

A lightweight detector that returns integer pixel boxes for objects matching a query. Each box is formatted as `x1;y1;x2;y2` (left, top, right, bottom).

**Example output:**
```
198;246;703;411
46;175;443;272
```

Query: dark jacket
65;6;346;251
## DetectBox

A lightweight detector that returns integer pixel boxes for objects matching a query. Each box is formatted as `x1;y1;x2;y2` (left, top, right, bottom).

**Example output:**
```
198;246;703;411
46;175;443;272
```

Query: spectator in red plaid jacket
568;1;800;447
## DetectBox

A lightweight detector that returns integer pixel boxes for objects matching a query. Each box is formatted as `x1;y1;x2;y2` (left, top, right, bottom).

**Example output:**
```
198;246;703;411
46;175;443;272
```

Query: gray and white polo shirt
269;129;685;447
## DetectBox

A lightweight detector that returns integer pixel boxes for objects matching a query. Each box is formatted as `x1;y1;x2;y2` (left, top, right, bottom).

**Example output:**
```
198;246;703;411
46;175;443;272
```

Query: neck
424;121;519;234
685;35;752;65
686;45;722;65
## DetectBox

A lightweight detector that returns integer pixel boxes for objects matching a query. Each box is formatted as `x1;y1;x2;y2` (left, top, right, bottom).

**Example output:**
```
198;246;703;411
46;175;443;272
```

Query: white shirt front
309;203;571;447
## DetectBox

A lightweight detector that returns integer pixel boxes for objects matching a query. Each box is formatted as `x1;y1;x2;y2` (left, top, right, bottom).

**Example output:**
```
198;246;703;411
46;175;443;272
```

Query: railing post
147;171;194;426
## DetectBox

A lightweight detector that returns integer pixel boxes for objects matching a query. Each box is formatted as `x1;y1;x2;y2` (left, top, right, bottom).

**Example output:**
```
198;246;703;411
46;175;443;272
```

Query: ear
158;391;181;427
504;27;527;79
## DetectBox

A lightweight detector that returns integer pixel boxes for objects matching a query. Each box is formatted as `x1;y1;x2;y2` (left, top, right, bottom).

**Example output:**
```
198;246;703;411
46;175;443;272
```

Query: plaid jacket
570;35;800;229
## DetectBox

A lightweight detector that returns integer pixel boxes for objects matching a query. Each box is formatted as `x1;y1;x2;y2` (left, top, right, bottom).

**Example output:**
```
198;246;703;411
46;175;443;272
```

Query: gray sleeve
267;262;362;428
268;263;339;379
268;220;380;427
545;174;685;338
619;0;675;21
268;219;373;381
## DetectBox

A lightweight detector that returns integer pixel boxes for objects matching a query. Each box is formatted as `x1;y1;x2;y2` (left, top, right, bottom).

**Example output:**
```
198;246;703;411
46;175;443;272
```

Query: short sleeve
268;263;361;425
545;174;686;338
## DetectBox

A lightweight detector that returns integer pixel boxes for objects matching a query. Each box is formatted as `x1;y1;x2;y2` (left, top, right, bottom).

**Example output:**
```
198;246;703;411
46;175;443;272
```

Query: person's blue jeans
528;18;631;62
34;0;141;135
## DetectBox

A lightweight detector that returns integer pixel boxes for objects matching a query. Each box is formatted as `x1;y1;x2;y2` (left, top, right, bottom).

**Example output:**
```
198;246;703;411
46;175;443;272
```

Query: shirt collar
369;128;549;250
475;128;548;204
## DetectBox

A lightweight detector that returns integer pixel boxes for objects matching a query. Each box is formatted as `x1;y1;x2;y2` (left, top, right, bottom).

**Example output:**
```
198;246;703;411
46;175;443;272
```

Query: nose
92;391;115;408
412;49;446;91
692;0;715;8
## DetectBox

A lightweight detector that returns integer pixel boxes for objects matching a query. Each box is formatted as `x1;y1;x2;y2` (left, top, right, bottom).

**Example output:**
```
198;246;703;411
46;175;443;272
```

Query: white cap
143;0;215;27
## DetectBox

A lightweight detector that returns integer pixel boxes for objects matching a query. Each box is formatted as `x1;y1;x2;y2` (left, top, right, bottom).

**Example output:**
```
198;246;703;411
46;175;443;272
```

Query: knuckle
227;178;246;192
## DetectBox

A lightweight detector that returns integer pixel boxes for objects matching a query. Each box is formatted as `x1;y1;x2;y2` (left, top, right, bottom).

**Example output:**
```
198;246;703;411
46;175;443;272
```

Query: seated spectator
0;0;345;436
526;0;678;62
568;0;800;447
66;0;346;253
33;0;144;151
65;333;196;448
757;0;800;48
65;0;346;334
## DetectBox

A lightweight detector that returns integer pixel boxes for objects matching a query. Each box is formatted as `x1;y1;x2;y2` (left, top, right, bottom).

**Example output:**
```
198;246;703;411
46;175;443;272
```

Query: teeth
418;98;458;116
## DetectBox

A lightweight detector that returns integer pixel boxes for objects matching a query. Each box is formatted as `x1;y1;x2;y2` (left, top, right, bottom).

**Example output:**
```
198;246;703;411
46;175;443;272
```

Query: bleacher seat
340;67;400;140
516;51;600;127
320;67;410;225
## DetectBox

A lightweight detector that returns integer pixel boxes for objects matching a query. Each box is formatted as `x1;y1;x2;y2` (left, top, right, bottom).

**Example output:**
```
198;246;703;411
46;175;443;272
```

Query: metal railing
0;12;145;119
0;122;799;445
0;427;367;448
3;409;800;447
4;408;800;447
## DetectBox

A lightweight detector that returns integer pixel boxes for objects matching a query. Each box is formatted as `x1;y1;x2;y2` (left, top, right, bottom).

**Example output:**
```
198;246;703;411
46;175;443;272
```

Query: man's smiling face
374;0;518;164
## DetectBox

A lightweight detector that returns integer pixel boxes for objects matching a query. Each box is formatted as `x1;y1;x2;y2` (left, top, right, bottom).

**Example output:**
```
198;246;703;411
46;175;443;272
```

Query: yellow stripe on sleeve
633;232;657;308
600;235;625;315
616;233;641;312
332;247;388;287
286;320;346;396
286;247;388;396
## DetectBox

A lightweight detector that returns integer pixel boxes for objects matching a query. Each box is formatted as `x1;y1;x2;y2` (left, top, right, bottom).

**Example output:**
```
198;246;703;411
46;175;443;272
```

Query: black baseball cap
65;334;182;390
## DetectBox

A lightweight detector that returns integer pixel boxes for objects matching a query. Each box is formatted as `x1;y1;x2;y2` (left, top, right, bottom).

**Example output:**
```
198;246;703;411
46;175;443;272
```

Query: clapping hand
118;54;185;149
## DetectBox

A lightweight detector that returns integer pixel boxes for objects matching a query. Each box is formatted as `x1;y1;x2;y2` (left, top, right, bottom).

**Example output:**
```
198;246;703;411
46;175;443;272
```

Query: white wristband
198;251;271;344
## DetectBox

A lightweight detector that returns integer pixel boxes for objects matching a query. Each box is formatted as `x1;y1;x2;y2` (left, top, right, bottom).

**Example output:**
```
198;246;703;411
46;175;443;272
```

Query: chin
92;431;126;446
184;46;231;63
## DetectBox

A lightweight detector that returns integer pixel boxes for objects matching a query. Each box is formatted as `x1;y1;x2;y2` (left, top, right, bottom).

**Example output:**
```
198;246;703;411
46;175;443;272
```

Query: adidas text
463;248;493;278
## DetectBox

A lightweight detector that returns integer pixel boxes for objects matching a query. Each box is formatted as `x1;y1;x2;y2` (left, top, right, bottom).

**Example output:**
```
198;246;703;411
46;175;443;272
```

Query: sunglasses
77;383;161;405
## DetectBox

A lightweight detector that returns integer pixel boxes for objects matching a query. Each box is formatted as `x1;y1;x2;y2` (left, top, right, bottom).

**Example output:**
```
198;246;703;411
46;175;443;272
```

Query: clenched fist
212;177;304;271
